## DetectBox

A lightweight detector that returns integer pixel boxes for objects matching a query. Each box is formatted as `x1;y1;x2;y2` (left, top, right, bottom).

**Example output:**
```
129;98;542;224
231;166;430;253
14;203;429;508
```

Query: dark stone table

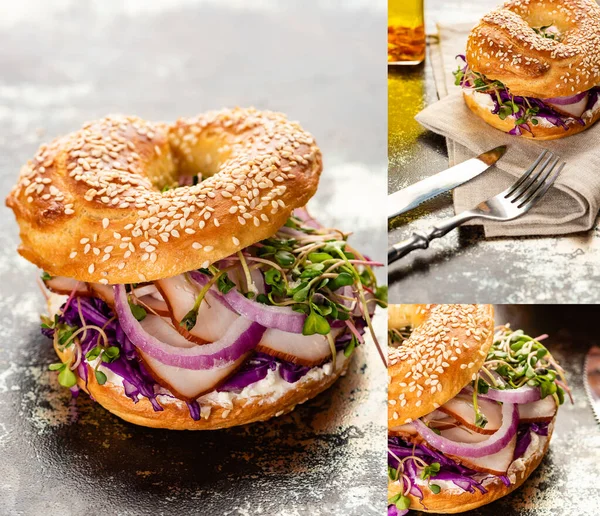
388;0;600;304
0;2;387;515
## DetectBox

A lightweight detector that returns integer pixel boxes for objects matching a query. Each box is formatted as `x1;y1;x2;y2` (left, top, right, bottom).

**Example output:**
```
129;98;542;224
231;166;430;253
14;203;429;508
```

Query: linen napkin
415;23;600;237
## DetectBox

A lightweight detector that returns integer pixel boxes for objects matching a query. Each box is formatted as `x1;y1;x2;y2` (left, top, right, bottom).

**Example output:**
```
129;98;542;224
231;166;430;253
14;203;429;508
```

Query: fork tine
508;151;554;202
519;161;565;210
517;156;559;206
504;149;549;199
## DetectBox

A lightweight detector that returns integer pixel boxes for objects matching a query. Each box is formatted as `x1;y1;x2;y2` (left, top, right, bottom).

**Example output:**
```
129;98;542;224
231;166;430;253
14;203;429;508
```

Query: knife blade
584;346;600;426
388;145;507;219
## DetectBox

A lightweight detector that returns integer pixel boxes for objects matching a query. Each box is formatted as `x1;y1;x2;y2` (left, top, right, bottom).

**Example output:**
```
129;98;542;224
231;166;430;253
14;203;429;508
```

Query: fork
388;150;565;264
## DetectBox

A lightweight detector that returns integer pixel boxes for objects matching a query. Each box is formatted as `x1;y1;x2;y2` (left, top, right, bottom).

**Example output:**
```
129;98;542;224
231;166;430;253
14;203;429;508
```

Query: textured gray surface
0;1;387;515
388;0;600;304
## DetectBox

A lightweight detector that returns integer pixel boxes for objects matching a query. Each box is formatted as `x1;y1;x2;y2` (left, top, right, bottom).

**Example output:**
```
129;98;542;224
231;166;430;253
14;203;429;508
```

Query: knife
388;145;507;219
584;346;600;425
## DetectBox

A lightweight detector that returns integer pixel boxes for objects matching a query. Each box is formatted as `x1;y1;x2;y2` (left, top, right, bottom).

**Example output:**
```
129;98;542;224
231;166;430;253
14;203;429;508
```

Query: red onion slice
440;427;517;475
412;401;518;458
114;284;265;370
545;91;588;105
189;271;306;333
463;384;541;404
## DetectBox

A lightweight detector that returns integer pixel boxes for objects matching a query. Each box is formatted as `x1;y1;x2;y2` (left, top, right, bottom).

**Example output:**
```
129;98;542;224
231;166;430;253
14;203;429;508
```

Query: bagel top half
388;304;495;427
466;0;600;98
5;108;322;284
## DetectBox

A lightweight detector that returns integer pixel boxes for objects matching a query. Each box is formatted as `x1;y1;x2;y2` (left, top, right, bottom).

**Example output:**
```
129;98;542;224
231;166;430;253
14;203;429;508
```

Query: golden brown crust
388;304;427;330
55;337;350;430
388;305;495;427
466;0;600;98
387;420;554;513
464;90;600;139
6;109;322;284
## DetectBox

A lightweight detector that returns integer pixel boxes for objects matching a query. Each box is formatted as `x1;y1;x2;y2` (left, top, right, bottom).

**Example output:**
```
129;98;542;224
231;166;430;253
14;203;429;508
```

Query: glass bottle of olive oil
388;0;425;65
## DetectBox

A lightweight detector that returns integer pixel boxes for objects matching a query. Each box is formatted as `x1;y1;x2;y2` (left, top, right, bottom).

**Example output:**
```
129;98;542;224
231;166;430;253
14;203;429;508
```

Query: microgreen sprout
180;266;236;330
478;325;572;405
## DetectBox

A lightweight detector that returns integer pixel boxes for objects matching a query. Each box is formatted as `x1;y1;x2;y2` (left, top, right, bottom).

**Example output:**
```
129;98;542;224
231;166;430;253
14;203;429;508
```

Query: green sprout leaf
41;271;53;281
308;252;333;263
217;272;236;294
128;300;147;321
41;314;58;330
180;308;198;331
420;462;441;480
274;250;295;267
329;272;354;291
95;370;107;386
344;335;357;357
56;323;78;347
101;346;120;363
85;346;102;362
58;367;77;388
429;484;441;494
302;309;331;336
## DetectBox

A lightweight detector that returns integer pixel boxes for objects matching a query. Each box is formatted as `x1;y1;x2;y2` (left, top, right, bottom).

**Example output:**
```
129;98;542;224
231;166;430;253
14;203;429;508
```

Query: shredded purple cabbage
44;296;163;411
43;295;361;419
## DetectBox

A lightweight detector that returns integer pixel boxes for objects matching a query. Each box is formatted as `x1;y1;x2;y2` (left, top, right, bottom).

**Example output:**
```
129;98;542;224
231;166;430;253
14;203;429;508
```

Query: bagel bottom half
54;337;351;430
388;418;555;514
464;91;600;140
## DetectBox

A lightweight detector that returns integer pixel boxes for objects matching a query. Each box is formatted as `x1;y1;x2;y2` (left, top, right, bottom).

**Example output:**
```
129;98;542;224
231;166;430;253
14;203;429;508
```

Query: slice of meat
546;94;589;118
438;393;502;435
518;395;558;423
136;314;247;400
137;294;170;317
44;276;90;296
255;327;343;367
441;426;517;475
155;274;239;344
422;410;459;431
89;283;115;307
389;423;418;438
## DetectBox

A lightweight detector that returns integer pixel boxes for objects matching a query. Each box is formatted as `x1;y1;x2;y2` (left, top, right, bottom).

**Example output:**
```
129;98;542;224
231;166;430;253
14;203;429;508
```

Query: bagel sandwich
455;0;600;139
388;305;571;514
6;109;385;430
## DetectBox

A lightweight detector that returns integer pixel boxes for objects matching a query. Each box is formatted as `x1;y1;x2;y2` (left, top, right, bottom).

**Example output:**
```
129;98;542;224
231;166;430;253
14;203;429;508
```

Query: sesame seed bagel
463;88;600;139
466;0;600;98
6;108;322;284
388;418;555;513
388;304;495;428
54;334;351;430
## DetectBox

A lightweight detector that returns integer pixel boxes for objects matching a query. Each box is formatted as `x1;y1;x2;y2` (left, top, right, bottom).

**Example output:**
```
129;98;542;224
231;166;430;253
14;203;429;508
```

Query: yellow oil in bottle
388;0;425;64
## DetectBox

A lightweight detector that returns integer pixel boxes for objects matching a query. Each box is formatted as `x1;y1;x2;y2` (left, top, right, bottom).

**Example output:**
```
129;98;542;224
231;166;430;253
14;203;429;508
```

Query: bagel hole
389;326;413;348
526;14;566;41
